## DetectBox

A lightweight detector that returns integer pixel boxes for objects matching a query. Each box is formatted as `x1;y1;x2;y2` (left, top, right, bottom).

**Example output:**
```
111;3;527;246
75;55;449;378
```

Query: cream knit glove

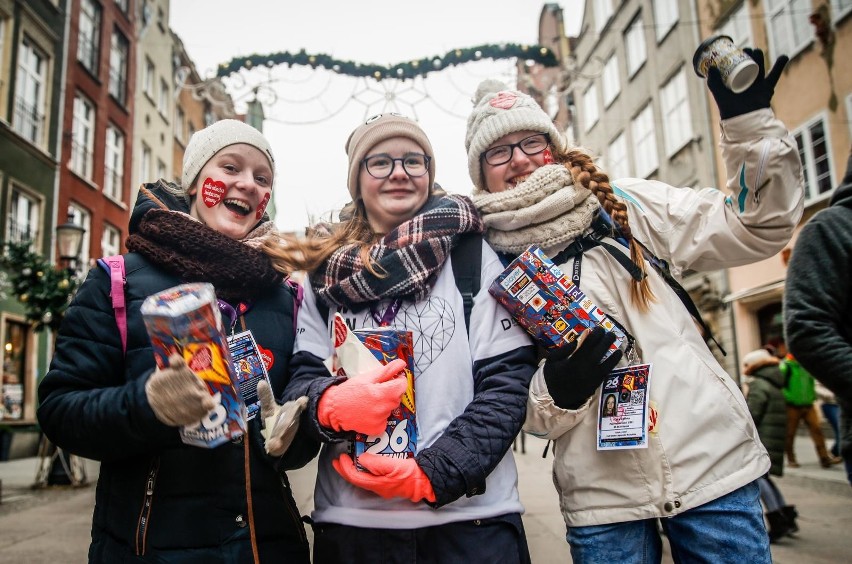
145;353;215;427
257;380;308;457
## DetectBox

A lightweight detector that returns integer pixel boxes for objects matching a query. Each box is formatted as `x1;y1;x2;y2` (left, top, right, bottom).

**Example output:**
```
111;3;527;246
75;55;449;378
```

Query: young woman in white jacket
466;48;802;563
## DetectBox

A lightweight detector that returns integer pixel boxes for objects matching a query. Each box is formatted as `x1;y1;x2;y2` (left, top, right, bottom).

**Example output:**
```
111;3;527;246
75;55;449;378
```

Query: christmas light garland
216;43;558;80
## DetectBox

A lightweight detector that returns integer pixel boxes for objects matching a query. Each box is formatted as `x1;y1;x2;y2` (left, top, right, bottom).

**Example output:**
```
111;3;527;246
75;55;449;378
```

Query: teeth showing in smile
223;198;251;216
508;174;530;188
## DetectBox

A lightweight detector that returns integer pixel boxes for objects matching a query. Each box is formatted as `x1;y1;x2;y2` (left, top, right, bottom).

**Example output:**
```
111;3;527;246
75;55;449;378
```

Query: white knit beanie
345;114;435;199
465;79;567;192
181;119;275;191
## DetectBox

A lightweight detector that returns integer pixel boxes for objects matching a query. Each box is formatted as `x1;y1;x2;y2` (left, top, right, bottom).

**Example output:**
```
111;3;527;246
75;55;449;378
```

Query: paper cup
693;35;759;93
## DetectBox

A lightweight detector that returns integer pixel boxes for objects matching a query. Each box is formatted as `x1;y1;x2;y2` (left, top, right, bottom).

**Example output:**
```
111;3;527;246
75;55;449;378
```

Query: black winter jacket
785;154;852;459
745;363;787;476
37;185;318;563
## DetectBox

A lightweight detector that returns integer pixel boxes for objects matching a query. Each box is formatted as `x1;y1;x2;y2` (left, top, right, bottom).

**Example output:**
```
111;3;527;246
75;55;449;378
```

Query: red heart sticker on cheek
542;148;555;164
201;178;226;208
255;193;271;220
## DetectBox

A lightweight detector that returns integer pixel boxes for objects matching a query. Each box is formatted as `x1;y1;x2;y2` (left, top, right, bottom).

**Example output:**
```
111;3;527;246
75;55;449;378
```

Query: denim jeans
566;481;771;564
821;403;840;457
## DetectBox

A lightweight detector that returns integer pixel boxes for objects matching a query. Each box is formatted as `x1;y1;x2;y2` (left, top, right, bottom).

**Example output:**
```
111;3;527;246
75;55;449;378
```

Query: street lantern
55;212;85;270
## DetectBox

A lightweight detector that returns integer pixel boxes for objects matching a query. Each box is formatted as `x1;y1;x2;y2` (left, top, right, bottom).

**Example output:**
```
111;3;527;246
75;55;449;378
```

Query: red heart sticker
189;345;213;371
542;148;554;164
490;91;518;109
258;345;274;371
255;193;271;220
201;178;226;208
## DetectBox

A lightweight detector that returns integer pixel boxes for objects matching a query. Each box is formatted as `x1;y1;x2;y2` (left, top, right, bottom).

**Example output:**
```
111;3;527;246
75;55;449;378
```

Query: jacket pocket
135;457;160;556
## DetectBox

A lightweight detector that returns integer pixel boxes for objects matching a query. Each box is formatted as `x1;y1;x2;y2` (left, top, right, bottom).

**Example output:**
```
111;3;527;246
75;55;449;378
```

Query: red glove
332;452;436;503
318;358;408;436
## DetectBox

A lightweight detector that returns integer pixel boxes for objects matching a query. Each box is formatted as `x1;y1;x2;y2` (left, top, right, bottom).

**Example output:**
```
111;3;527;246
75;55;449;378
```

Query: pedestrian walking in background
780;353;841;469
817;381;842;459
742;349;798;542
465;44;802;563
37;120;317;562
785;148;852;486
266;114;537;563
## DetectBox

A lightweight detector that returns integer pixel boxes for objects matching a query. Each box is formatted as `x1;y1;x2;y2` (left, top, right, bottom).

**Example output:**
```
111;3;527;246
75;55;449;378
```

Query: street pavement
0;433;849;563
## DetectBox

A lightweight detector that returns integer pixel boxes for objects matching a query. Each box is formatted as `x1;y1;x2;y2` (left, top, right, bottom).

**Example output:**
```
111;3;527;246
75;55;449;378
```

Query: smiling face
482;130;551;193
187;143;273;240
359;137;430;234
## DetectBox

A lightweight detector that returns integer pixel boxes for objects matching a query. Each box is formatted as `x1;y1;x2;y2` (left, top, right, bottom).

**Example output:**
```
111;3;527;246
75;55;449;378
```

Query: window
143;57;155;98
631;103;659;178
104;124;125;201
660;69;693;156
102;222;121;257
156;159;167;180
77;0;101;74
794;116;833;203
158;78;169;117
70;93;95;180
67;203;91;271
831;0;852;21
6;187;41;245
583;84;599;132
625;17;647;78
607;132;630;180
13;38;47;145
174;106;185;143
652;0;678;41
766;0;812;60
716;2;753;47
140;142;152;182
2;320;31;421
602;55;620;107
115;0;129;14
593;0;615;33
108;30;129;104
0;17;8;99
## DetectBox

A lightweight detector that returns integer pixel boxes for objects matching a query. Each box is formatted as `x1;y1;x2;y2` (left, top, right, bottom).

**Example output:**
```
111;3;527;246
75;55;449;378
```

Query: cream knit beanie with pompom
465;79;567;192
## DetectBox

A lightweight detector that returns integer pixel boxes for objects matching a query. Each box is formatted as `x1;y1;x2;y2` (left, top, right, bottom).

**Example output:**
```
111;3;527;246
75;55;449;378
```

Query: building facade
0;0;67;435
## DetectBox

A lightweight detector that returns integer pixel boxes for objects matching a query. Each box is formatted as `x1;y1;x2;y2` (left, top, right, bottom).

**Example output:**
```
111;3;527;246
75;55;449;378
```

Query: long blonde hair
263;200;385;277
555;146;656;311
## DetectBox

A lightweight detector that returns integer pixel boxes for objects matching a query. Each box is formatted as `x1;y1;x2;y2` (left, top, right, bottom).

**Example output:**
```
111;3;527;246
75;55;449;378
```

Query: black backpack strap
451;233;482;334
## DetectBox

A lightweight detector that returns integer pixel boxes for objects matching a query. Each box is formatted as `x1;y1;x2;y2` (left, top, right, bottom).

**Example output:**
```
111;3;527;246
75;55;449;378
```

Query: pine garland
1;241;79;333
216;43;558;80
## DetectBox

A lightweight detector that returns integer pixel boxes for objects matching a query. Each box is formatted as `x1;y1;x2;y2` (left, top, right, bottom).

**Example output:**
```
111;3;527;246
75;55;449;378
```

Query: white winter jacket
524;109;804;527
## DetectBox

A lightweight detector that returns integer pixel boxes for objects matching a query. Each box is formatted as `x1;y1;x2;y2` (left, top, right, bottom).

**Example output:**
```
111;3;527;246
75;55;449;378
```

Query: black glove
543;327;623;410
707;48;789;120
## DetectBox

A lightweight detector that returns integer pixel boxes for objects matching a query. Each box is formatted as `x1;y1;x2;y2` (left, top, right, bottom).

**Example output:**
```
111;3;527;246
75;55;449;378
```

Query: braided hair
557;147;656;311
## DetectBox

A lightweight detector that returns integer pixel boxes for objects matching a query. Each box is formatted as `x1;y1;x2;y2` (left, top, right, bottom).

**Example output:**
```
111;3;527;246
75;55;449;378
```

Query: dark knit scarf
312;194;484;309
126;209;283;304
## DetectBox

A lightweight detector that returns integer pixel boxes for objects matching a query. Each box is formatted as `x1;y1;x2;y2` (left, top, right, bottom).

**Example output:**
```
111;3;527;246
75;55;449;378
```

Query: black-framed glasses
365;112;410;124
481;133;550;166
362;153;431;179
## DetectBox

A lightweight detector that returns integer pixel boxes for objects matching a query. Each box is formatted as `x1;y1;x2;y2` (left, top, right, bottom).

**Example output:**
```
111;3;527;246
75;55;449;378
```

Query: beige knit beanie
465;79;567;192
345;114;435;199
182;119;275;191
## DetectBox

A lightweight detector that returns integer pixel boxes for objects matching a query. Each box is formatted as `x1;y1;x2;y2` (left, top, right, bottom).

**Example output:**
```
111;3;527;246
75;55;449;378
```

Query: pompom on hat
181;119;275;191
465;79;567;192
345;114;435;200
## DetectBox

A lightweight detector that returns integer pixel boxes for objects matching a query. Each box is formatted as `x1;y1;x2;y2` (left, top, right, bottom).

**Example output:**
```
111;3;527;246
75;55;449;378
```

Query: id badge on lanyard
227;329;271;421
596;363;652;450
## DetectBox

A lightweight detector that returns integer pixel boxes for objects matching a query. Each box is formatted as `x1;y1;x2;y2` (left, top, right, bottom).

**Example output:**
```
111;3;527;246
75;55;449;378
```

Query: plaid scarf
312;194;484;309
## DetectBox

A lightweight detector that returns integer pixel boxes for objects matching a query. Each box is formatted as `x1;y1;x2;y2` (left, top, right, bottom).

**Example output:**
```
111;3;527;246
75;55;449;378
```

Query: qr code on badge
630;390;645;405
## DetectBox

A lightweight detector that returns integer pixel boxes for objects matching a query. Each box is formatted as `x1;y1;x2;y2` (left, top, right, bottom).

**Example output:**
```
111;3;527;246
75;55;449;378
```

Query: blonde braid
559;148;655;311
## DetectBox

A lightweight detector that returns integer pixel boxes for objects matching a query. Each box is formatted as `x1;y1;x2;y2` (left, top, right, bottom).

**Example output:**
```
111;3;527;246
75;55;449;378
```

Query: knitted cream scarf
470;164;600;254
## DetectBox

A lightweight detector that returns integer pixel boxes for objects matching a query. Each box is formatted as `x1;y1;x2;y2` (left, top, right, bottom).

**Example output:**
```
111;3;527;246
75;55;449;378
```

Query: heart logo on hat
490;92;518;109
201;178;226;208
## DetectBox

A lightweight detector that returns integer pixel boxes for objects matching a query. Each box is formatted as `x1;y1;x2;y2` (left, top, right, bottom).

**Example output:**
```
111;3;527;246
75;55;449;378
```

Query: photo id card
597;364;652;450
228;330;271;421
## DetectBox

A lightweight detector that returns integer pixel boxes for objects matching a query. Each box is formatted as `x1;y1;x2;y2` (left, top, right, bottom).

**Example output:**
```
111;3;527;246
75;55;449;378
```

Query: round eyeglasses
481;134;550;166
362;153;431;179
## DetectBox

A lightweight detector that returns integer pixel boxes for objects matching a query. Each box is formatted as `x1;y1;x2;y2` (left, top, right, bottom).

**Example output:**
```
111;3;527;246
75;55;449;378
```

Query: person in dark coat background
785;148;852;486
38;120;317;563
742;348;798;542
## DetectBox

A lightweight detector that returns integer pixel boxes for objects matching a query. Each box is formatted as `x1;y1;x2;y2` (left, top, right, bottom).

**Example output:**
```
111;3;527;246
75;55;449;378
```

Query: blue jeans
566;481;771;564
822;403;840;457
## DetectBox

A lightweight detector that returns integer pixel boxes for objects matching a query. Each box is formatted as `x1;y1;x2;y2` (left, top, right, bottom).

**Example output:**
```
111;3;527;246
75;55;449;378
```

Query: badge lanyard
370;299;402;327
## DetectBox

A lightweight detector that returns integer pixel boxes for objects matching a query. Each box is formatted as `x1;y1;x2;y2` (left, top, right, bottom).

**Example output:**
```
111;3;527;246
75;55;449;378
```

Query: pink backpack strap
97;255;127;354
